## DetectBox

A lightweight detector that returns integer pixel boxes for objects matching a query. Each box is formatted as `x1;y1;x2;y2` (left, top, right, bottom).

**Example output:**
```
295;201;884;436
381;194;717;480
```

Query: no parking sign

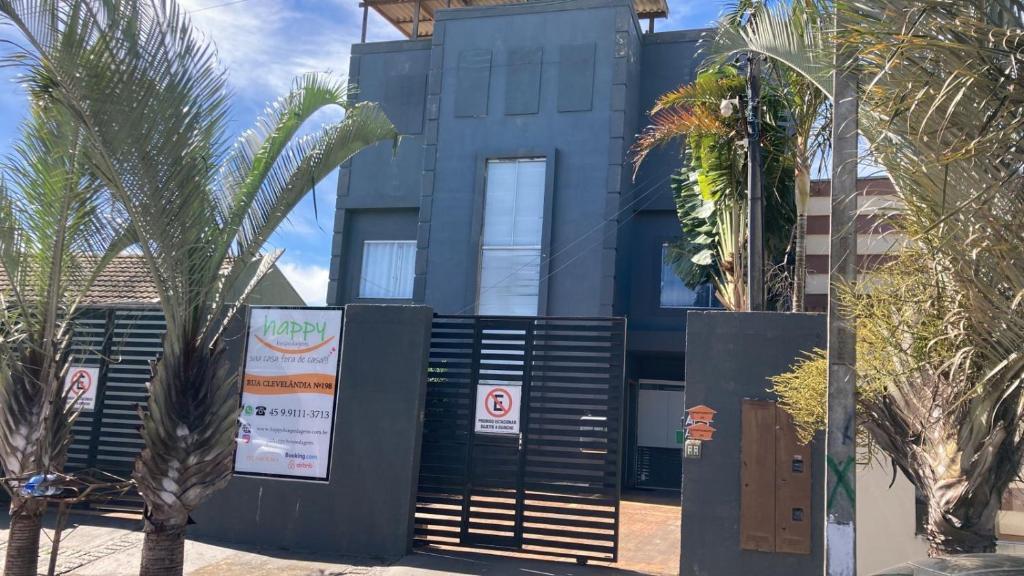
64;366;99;411
474;384;521;434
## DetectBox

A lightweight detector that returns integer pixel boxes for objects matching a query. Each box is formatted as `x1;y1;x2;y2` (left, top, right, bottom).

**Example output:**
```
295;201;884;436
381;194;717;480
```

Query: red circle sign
70;369;92;393
484;388;513;418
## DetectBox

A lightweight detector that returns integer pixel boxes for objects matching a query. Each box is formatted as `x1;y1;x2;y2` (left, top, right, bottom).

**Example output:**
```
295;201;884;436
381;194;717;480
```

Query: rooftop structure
359;0;669;40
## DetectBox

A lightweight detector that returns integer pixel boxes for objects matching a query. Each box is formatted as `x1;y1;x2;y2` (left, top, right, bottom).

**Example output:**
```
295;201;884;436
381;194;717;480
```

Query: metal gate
415;315;626;563
0;307;165;510
67;307;166;510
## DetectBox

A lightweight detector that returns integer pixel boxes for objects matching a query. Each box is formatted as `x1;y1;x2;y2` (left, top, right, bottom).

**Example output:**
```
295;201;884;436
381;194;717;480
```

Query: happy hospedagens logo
254;315;334;354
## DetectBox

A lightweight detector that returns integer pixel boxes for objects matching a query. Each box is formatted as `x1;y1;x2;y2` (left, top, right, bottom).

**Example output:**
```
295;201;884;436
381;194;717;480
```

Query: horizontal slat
416;314;623;562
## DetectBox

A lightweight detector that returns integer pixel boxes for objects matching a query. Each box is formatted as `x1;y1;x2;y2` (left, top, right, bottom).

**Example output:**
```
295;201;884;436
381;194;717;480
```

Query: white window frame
358;240;416;300
477;158;546;316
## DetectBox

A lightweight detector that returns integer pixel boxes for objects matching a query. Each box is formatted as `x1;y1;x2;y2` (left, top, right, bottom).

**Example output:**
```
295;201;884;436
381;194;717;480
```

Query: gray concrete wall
633;29;706;212
331;8;716;364
334;208;419;304
417;0;641;316
332;13;712;340
681;311;827;576
192;304;432;560
618;29;711;355
329;40;431;305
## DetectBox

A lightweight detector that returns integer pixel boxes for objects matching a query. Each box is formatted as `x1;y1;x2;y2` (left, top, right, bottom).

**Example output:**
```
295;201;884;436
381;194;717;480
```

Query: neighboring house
804;176;903;311
330;0;708;490
0;255;306;307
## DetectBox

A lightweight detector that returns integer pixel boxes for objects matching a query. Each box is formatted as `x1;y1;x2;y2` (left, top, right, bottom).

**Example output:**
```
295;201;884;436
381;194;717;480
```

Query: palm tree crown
0;1;396;573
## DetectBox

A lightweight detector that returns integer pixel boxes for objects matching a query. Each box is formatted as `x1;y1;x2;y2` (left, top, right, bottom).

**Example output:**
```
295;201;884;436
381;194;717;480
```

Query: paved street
0;492;680;576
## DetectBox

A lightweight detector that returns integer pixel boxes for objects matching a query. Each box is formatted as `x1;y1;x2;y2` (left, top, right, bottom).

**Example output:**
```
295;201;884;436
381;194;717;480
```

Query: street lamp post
746;53;764;312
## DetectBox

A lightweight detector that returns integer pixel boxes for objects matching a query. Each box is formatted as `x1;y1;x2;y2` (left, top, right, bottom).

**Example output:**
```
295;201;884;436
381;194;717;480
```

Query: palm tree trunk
139;519;187;576
926;503;999;556
792;212;807;312
4;501;44;576
792;153;811;312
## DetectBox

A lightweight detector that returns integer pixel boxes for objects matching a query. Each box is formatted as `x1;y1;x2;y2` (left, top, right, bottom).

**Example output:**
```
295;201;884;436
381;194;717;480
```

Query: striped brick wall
804;177;902;312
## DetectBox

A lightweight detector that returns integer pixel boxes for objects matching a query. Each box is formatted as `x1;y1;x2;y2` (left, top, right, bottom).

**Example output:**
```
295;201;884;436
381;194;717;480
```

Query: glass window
359;240;416;299
660;243;700;308
478;158;546;315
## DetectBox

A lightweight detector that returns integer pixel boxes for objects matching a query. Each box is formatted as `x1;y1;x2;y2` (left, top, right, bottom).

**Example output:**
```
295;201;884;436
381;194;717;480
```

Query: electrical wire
454;171;675;314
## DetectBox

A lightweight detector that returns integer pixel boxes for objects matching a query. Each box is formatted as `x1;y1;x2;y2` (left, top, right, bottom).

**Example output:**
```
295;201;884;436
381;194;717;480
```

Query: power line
191;0;253;13
455;171;674;314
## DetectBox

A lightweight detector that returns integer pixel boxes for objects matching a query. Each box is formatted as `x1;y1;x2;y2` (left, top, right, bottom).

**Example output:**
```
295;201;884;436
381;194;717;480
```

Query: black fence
68;307;164;510
0;307;164;511
415;316;627;563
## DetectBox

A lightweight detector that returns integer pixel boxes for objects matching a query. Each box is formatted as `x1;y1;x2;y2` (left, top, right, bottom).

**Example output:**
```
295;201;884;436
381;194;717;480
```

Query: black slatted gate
0;307;165;511
416;316;626;563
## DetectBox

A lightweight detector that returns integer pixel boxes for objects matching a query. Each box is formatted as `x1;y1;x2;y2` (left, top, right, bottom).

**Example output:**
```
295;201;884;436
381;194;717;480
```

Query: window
660;243;702;308
478;158;546;315
359;240;416;299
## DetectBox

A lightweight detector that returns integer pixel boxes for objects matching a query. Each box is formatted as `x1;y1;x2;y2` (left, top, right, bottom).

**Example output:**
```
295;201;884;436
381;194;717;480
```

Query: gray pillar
191;304;433;560
361;4;368;43
331;304;432;557
825;5;859;574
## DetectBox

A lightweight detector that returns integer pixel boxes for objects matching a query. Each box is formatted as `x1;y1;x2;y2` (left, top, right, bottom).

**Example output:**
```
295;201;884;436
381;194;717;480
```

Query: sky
0;0;726;305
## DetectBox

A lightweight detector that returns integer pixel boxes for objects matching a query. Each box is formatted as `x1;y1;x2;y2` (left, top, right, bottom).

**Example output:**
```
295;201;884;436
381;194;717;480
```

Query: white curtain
360;241;416;299
479;248;541;315
478;158;546;315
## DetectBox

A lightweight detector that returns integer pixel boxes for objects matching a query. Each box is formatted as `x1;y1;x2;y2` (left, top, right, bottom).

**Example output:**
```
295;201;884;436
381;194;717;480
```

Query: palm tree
716;0;1024;554
0;1;396;573
711;0;832;311
633;65;796;311
0;104;124;576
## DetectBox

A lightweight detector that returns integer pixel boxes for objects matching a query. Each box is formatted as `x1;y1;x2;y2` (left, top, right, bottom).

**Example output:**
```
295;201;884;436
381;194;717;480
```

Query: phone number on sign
268;409;331;419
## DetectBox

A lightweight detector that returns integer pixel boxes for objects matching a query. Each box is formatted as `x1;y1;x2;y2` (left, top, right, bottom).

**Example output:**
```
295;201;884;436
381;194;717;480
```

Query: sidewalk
0;497;679;576
0;514;382;576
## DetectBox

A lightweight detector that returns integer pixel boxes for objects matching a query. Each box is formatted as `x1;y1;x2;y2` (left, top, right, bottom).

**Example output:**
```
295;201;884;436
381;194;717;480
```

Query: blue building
329;0;714;489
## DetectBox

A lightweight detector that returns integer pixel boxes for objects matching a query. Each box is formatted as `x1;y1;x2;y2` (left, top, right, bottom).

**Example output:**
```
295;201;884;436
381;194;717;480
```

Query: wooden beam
411;0;421;38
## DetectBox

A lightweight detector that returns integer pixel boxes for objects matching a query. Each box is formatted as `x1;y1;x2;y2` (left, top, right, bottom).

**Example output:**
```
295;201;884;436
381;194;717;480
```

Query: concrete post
746;54;764;311
191;304;433;560
825;6;859;574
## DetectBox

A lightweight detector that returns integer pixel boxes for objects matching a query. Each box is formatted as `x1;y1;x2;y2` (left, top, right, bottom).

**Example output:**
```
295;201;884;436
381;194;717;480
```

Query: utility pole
825;4;858;575
746;53;764;311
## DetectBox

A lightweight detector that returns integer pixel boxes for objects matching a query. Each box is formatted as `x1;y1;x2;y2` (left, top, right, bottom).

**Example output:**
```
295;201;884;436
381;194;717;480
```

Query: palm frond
0;99;124;487
707;0;834;97
216;98;394;323
1;1;395;546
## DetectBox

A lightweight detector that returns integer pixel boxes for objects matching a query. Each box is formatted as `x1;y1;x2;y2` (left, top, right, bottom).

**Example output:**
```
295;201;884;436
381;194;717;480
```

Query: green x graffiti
827;455;856;511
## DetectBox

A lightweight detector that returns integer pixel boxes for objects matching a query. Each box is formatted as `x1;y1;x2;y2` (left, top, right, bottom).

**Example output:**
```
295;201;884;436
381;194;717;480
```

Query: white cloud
277;261;330;306
178;0;360;95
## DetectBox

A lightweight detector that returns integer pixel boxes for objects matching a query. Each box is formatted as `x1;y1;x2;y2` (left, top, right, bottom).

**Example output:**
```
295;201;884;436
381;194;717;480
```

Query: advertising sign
233;307;343;481
474;384;521;434
64;366;99;411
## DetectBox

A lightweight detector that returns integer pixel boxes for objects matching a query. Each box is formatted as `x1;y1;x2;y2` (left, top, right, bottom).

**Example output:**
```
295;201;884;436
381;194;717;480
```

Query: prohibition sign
70;369;92;394
484;387;513;418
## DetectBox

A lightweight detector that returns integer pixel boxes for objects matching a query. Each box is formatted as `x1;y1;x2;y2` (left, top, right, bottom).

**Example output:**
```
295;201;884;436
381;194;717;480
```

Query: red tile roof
0;255;159;305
